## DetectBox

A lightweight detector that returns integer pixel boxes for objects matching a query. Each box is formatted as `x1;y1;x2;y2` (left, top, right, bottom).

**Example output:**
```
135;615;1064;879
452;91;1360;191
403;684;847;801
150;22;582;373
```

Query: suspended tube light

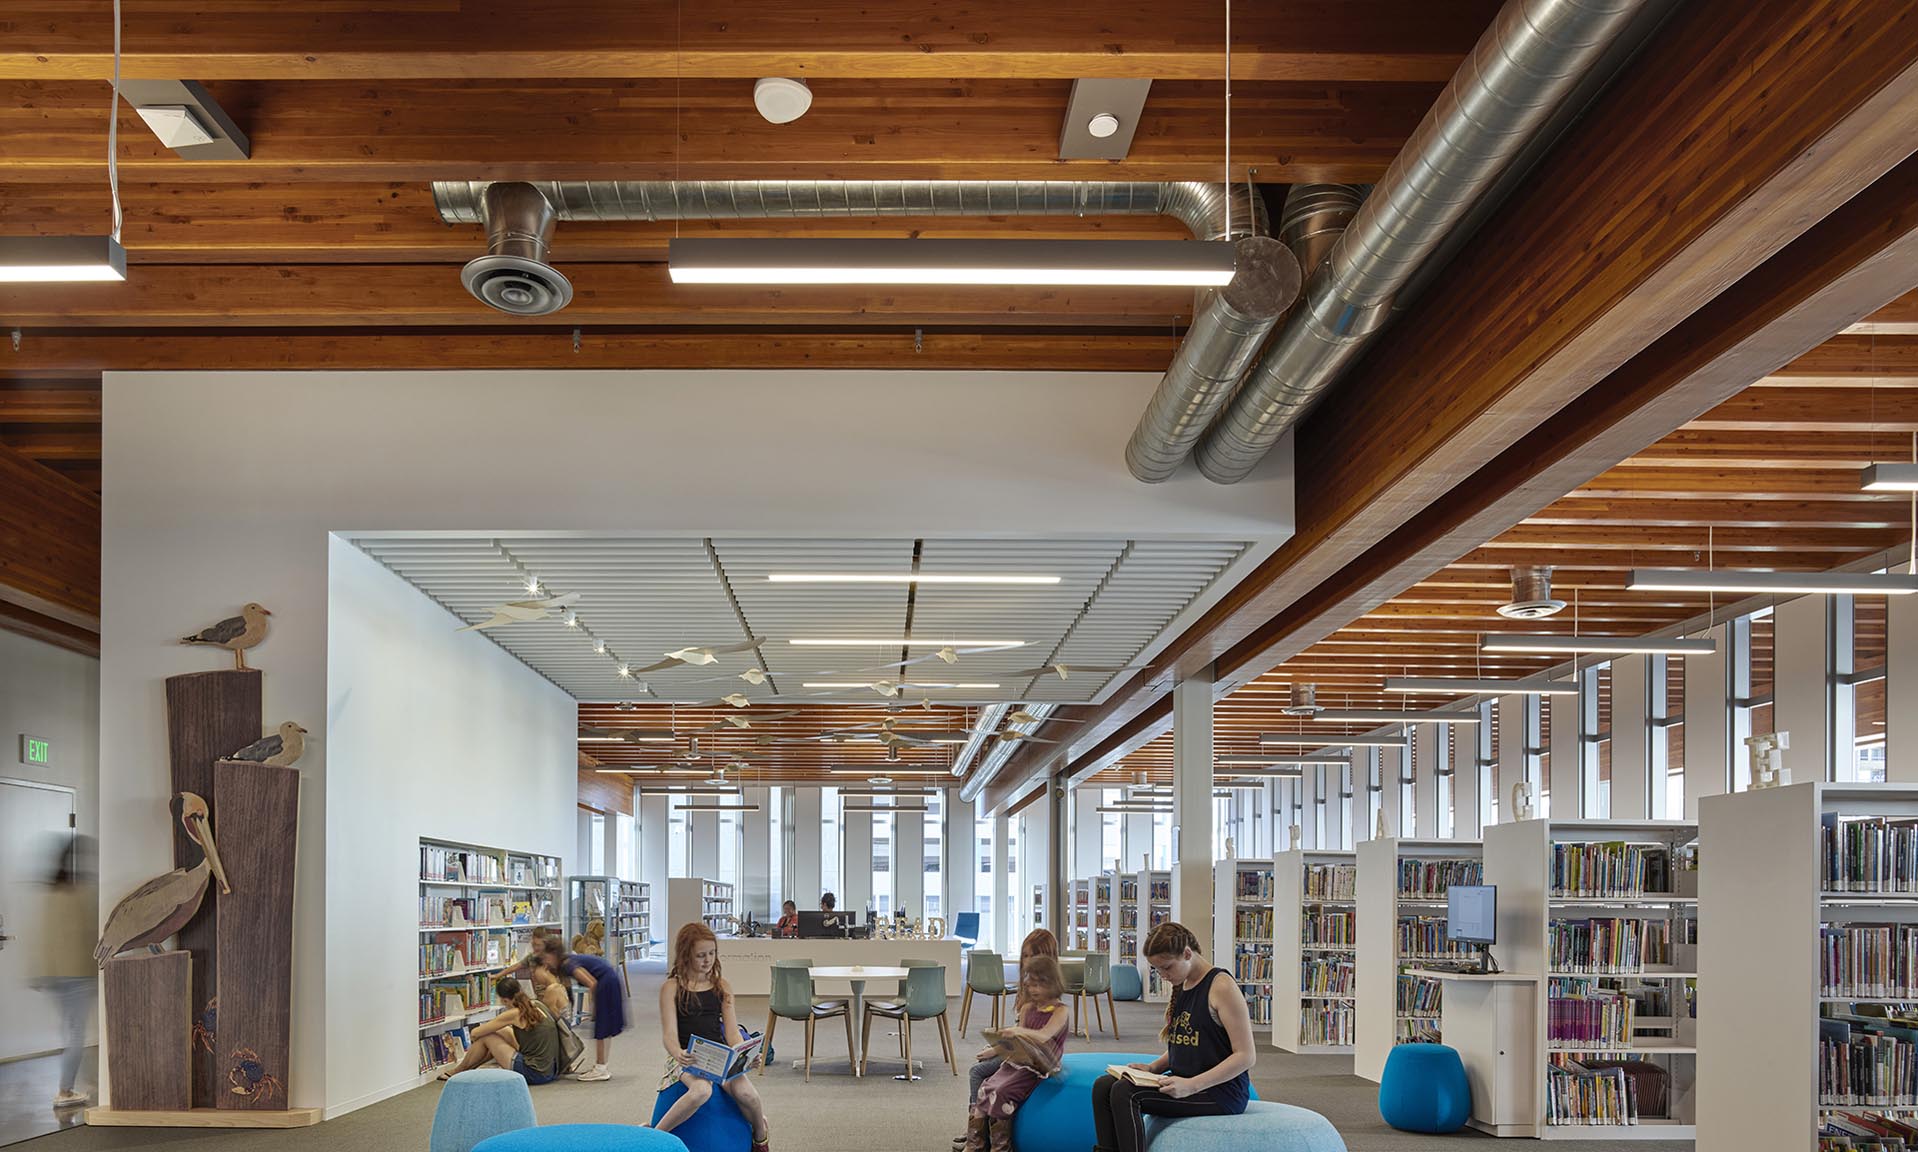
668;238;1238;287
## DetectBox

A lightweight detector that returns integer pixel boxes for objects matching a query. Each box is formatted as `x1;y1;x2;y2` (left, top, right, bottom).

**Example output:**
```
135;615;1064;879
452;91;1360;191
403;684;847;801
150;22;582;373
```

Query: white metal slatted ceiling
353;535;1248;704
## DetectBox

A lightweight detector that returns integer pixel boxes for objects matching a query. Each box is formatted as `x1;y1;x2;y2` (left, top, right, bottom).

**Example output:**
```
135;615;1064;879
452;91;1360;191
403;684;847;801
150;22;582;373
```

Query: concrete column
1413;724;1440;836
1172;673;1215;949
691;810;719;879
1890;596;1918;782
842;809;872;915
949;794;977;924
1497;696;1523;823
1549;692;1580;820
895;800;926;919
742;786;771;919
640;794;670;901
1611;655;1650;820
992;810;1011;953
1456;707;1484;840
1047;779;1068;941
1380;745;1404;838
791;787;821;908
1775;595;1831;781
1684;623;1730;819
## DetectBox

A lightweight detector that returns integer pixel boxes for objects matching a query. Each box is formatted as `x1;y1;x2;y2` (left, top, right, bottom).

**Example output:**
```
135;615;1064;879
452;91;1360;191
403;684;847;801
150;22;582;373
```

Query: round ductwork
1497;565;1567;619
461;182;573;316
1280;683;1320;716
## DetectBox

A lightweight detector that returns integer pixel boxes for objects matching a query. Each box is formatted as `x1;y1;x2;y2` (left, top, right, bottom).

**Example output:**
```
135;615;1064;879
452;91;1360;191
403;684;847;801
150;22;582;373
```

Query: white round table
808;965;910;1077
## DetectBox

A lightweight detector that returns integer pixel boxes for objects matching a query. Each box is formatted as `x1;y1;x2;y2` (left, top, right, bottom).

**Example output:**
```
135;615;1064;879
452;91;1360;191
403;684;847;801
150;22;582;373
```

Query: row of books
420;1027;472;1073
1546;1057;1643;1127
420;894;510;928
419;940;485;977
1826;924;1918;998
1550;842;1674;898
1397;858;1482;899
1301;911;1356;948
422;845;504;884
419;981;497;1026
1548;917;1674;974
1823;1111;1918;1151
1120;877;1138;901
1301;957;1355;997
1396;1018;1442;1044
1237;868;1275;902
1547;982;1636;1049
1397;973;1443;1016
1232;941;1273;983
1300;1002;1354;1046
1236;908;1273;939
1397;915;1474;960
1304;863;1357;902
1824;815;1918;894
1149;878;1170;902
1246;992;1272;1026
1823;1017;1918;1107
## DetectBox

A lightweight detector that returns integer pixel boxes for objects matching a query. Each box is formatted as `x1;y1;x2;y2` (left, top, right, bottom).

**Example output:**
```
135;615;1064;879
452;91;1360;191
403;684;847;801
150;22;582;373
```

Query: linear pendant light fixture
1480;634;1716;656
1313;708;1481;725
1217;754;1349;766
1626;568;1918;596
1862;464;1918;491
1384;675;1579;696
768;573;1060;585
1261;733;1408;749
669;238;1238;287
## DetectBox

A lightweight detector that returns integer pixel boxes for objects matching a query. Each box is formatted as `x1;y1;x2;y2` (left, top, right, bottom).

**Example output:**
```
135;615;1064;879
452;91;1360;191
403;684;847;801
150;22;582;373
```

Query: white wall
325;536;574;1116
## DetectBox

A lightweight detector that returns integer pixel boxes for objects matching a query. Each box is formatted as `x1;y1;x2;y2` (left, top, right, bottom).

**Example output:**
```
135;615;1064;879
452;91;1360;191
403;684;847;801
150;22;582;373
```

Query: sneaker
576;1066;611;1082
53;1090;87;1109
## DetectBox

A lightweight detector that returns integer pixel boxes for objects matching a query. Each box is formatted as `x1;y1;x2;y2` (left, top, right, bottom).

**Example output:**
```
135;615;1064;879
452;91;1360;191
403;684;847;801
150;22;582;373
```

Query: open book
684;1032;763;1083
980;1028;1059;1076
1105;1064;1169;1088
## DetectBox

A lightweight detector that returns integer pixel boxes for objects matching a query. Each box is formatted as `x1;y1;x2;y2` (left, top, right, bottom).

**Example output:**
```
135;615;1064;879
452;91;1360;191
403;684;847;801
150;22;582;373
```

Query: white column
948;794;977;923
640;794;670;899
1549;692;1580;820
1073;786;1103;878
1172;673;1214;948
896;800;926;918
742;786;771;919
1380;745;1403;838
1024;800;1051;933
842;809;873;915
992;810;1011;952
1413;723;1439;835
1456;709;1484;839
691;810;719;879
1685;624;1730;819
1891;596;1918;782
1775;595;1831;781
1611;655;1650;820
791;787;821;908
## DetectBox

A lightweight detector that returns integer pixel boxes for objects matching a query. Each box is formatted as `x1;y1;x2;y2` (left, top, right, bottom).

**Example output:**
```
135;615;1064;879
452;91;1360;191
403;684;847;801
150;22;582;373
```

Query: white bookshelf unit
417;838;562;1079
621;879;652;959
566;874;649;982
1139;869;1172;1000
1093;873;1116;958
1071;878;1092;950
1355;837;1483;1082
1699;782;1918;1152
1275;848;1357;1053
665;877;734;943
1214;859;1276;1028
1484;818;1700;1140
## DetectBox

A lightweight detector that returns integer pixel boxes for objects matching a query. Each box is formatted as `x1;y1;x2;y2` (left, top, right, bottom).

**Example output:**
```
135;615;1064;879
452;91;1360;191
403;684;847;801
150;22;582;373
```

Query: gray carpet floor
20;962;1690;1151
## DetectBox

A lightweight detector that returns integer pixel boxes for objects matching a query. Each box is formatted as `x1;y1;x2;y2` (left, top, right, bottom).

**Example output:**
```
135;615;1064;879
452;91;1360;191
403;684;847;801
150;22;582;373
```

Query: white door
0;778;78;1061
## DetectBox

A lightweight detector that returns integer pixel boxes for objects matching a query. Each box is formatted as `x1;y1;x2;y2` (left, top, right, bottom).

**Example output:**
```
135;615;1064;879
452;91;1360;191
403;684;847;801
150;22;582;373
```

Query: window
974;811;995;951
923;793;944;919
1665;656;1687;817
768;786;784;909
1152;811;1172;868
717;807;739;889
1102;790;1122;870
616;812;635;881
1436;730;1454;839
668;808;687;877
1364;748;1383;840
589;811;607;873
820;786;840;901
872;805;893;917
1852;595;1887;783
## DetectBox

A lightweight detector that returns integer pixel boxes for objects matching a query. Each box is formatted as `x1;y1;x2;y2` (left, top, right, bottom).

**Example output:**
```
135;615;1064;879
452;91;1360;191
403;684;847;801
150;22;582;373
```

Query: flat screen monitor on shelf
1446;885;1497;945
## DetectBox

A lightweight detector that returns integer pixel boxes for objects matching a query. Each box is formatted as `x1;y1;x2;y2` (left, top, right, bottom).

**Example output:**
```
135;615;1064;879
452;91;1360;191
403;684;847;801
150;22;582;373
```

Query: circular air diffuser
1280;683;1320;716
1497;565;1566;620
460;254;574;317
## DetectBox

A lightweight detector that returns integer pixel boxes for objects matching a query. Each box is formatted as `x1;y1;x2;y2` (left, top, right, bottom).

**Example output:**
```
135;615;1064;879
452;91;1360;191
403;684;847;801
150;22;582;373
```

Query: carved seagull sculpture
180;603;271;669
223;721;308;768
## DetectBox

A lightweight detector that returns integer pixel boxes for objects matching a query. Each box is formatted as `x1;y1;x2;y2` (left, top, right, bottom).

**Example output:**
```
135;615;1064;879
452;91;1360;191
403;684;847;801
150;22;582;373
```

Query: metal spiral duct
1190;0;1650;484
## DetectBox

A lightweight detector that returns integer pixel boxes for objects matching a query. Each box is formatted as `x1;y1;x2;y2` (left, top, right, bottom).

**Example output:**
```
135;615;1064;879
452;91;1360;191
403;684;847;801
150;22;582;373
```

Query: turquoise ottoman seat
650;1082;752;1152
472;1124;686;1152
429;1068;537;1152
1144;1101;1346;1152
1378;1043;1471;1134
1111;963;1144;1001
1012;1052;1269;1152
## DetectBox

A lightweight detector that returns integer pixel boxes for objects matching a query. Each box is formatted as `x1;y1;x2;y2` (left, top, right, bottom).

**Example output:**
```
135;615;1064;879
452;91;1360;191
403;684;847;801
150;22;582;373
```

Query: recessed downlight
1087;112;1121;138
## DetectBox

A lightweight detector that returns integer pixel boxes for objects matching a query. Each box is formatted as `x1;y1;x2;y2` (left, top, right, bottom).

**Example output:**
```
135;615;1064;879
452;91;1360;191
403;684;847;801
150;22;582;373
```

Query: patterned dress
972;1002;1068;1119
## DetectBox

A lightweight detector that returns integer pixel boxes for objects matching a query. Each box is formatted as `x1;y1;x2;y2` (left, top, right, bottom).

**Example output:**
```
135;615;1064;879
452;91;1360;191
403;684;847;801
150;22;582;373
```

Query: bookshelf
1213;859;1276;1028
1355;837;1482;1082
1071;878;1091;951
566;875;648;992
417;837;562;1080
665;877;734;943
1138;869;1172;1001
1032;883;1045;946
1698;782;1918;1152
1484;818;1700;1140
621;880;652;959
1275;849;1357;1053
1092;873;1116;958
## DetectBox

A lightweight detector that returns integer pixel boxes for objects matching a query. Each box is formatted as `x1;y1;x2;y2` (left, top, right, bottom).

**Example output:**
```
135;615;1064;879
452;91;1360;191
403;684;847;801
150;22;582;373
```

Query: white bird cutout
1000;662;1151;681
457;591;581;632
629;637;764;675
1005;709;1084;726
994;730;1060;745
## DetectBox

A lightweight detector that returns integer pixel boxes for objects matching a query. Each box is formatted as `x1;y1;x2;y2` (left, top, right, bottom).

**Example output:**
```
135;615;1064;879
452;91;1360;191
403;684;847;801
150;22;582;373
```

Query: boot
986;1114;1014;1152
961;1112;990;1152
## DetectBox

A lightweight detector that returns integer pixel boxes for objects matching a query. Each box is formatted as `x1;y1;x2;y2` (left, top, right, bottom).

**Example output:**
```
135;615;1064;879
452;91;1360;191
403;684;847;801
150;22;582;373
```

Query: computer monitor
797;910;851;939
1446;884;1497;945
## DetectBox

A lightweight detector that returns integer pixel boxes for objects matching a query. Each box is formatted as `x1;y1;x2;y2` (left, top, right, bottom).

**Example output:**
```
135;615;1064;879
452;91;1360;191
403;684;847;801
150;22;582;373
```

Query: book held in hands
684;1033;763;1083
1105;1064;1169;1088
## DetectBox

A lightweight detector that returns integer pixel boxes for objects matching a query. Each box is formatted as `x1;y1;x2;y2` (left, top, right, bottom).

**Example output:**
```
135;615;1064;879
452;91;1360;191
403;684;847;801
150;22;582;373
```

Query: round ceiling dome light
1087;112;1122;139
754;77;813;125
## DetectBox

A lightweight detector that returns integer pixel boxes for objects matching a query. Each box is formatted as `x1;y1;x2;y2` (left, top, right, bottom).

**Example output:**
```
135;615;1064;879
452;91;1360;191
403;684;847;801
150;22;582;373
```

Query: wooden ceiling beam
1852;289;1918;335
1572;465;1889;498
1447;545;1890;570
1630;427;1918;467
1525;497;1912;529
1775;334;1918;375
2;78;1430;184
0;386;101;422
0;3;1496;81
0;438;99;632
988;4;1918;809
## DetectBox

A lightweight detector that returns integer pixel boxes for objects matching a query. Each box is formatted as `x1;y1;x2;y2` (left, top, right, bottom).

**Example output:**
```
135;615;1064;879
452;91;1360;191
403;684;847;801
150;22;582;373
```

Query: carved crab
228;1047;284;1104
193;996;218;1054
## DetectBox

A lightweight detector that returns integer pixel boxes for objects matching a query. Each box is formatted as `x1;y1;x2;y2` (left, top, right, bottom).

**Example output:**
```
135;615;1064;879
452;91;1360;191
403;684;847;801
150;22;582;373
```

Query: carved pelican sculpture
94;792;230;968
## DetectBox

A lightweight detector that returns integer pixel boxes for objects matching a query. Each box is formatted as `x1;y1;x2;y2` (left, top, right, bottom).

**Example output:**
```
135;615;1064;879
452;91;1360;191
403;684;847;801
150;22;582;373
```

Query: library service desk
715;936;965;997
1404;969;1539;1139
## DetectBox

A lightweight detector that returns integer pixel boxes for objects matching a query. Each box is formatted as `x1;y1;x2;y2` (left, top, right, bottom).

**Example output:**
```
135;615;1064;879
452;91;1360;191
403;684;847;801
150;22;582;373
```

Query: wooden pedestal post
105;952;192;1111
212;759;299;1110
163;668;263;1108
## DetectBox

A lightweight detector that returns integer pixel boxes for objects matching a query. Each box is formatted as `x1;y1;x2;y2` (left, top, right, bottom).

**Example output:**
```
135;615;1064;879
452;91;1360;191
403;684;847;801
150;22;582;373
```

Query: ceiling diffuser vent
1497;565;1567;620
1280;683;1320;716
460;182;574;316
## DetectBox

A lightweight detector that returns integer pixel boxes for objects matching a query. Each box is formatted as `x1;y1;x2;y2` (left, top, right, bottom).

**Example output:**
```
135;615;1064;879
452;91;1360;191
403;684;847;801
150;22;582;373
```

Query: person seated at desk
818;890;852;934
775;900;799;938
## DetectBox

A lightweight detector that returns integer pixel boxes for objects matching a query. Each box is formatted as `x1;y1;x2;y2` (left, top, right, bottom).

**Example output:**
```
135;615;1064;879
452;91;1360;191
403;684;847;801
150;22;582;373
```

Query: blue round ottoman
1378;1043;1470;1134
1143;1101;1345;1152
473;1124;686;1152
430;1068;537;1152
1110;963;1144;1001
650;1082;752;1152
1012;1052;1261;1152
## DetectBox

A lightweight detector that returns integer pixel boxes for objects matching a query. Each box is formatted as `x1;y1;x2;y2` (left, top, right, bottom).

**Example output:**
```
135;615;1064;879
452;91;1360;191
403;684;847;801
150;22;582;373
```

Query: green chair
958;951;1009;1037
763;960;853;1081
1058;955;1088;1035
861;962;955;1080
1072;953;1117;1039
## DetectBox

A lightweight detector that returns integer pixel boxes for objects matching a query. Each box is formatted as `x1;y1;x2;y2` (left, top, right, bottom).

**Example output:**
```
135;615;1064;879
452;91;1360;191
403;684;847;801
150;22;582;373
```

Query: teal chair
1058;955;1087;1036
861;961;955;1080
958;951;1009;1037
1071;953;1117;1039
762;959;853;1081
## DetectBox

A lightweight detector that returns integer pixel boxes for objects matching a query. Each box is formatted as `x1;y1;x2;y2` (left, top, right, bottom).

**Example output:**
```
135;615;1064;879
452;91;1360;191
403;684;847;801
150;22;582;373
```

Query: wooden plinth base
83;1106;323;1129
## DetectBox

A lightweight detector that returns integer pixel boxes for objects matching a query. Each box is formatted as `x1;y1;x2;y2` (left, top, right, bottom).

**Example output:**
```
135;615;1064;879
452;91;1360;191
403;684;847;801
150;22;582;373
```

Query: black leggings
1091;1074;1235;1152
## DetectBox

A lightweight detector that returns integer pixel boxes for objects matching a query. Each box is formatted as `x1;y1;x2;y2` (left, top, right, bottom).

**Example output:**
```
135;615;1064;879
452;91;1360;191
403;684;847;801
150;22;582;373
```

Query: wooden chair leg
843;1009;857;1078
760;1011;777;1077
804;1014;815;1083
939;1013;958;1075
991;993;1003;1030
959;988;974;1037
860;1008;874;1077
1093;993;1105;1034
1108;991;1120;1041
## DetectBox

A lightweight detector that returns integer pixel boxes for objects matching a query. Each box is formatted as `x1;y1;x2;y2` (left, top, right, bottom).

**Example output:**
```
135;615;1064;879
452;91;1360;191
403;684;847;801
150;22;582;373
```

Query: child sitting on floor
963;954;1070;1152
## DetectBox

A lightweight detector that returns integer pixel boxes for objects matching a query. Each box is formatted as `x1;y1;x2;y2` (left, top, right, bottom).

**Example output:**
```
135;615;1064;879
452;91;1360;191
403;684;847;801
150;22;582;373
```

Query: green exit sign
20;735;50;767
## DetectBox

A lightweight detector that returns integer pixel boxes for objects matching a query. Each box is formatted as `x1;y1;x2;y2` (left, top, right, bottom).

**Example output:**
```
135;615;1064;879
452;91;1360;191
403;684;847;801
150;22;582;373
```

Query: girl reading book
951;929;1059;1151
436;976;561;1085
541;942;625;1082
653;922;773;1152
962;952;1070;1152
1090;922;1256;1152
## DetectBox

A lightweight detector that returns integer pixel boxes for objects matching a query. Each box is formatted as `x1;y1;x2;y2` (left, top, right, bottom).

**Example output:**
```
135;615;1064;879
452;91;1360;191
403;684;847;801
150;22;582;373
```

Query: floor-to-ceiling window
1854;595;1888;781
1101;791;1121;871
1151;811;1172;868
717;807;740;889
668;806;687;876
872;803;894;917
768;786;784;909
974;809;994;950
923;793;944;920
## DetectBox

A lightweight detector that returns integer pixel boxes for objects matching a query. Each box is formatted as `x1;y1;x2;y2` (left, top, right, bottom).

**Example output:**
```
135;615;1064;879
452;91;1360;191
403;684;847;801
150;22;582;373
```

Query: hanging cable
1222;0;1231;238
108;0;123;241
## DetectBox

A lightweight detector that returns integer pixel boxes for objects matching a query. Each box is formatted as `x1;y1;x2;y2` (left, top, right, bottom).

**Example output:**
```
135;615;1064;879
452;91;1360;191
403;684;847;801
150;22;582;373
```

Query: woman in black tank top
1092;922;1257;1152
